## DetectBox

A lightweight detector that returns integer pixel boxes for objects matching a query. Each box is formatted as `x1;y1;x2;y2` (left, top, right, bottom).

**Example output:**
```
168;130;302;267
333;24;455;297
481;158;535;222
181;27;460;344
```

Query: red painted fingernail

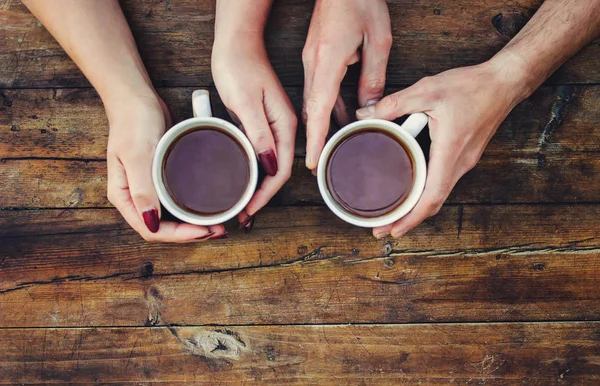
210;231;230;240
195;232;215;241
243;217;255;234
142;209;160;233
239;215;253;230
259;149;278;177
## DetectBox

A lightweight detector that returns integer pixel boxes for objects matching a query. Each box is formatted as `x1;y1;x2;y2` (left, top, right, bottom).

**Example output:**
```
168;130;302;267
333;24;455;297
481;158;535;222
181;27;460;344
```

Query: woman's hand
21;1;225;242
105;93;226;242
212;35;297;229
303;0;392;171
356;61;529;239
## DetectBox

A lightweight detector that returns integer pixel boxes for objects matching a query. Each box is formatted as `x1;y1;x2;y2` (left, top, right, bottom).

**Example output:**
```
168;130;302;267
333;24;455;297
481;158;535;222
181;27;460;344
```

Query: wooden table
1;0;600;384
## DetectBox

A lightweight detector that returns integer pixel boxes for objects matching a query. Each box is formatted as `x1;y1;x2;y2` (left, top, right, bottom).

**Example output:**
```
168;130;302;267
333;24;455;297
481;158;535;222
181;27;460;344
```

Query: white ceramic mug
317;113;429;228
152;90;258;226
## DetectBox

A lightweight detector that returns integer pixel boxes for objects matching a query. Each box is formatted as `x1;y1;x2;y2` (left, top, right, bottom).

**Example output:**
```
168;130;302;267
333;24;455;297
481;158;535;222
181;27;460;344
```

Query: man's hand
356;61;528;239
303;0;392;171
359;0;600;239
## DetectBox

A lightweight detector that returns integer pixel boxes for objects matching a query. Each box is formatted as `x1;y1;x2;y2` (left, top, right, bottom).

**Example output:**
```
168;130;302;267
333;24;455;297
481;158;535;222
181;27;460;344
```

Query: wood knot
492;13;529;38
184;329;247;360
383;241;393;256
1;92;12;107
532;262;546;271
67;188;85;207
141;262;154;278
144;287;162;326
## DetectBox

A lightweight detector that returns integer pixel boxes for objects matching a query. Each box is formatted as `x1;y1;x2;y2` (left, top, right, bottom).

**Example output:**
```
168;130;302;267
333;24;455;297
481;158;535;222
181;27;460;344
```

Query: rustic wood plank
279;153;600;206
2;204;598;284
2;151;600;208
3;249;598;327
1;204;599;327
2;86;598;207
2;85;598;159
1;0;599;88
1;323;599;384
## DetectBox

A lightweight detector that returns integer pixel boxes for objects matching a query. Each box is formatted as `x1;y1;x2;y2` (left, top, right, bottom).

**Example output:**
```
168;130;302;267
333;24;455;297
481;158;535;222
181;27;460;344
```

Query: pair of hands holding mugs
108;0;522;243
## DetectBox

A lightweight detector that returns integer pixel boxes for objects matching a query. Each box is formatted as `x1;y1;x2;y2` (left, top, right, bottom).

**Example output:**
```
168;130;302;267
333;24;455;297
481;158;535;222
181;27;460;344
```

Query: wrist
103;87;161;123
486;51;540;104
214;1;269;46
213;24;265;53
212;31;267;64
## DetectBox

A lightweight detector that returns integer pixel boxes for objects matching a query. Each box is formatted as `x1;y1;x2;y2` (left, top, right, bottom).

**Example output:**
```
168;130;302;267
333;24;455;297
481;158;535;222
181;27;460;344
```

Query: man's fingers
356;80;429;121
390;140;457;238
231;99;278;177
358;34;392;108
303;60;348;170
332;92;352;127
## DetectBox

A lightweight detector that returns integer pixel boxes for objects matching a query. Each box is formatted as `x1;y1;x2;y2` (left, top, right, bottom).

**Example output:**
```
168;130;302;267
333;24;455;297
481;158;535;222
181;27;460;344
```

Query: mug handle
400;112;429;138
192;90;213;118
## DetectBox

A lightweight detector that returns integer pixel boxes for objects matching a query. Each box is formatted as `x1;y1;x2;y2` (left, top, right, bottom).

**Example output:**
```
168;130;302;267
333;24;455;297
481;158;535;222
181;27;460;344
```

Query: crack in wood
1;240;598;296
355;274;426;287
0;272;136;295
457;205;464;239
538;85;577;154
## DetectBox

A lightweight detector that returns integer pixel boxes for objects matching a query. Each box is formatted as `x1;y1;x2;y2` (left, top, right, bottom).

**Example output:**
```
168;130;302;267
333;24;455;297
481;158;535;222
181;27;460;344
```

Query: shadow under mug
152;90;259;226
317;113;429;228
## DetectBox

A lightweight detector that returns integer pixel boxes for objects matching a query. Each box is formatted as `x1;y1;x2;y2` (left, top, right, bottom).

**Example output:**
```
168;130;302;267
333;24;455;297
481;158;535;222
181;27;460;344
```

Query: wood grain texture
3;249;600;327
1;323;599;384
1;205;599;327
2;85;597;208
2;85;598;159
2;205;598;286
2;0;600;382
2;152;600;208
1;0;599;88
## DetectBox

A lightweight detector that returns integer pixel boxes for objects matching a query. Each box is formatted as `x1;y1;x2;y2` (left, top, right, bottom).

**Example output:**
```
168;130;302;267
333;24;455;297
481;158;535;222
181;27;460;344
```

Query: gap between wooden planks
2;85;599;159
0;322;599;384
1;204;599;327
2;154;600;208
2;85;599;207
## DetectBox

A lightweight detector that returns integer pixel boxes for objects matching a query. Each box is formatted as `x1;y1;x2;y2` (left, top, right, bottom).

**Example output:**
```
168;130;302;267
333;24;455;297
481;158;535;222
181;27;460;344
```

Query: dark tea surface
163;129;249;215
326;130;413;218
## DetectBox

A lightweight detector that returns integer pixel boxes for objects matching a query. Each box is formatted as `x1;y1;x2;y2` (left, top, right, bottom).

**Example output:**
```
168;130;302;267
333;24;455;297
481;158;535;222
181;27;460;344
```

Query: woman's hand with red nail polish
212;4;297;219
105;93;216;243
20;0;221;243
